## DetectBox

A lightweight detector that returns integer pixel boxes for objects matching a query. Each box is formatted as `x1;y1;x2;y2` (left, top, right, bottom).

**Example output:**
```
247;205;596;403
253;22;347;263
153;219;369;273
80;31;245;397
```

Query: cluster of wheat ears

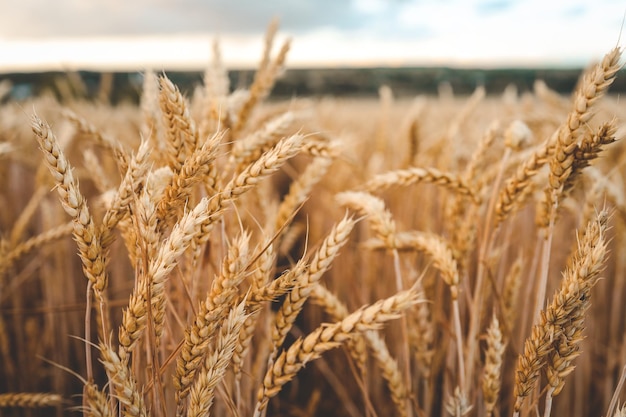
2;22;626;417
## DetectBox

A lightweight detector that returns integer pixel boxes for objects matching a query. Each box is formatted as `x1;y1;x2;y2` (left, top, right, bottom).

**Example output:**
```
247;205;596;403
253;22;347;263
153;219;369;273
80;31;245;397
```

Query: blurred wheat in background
1;21;626;417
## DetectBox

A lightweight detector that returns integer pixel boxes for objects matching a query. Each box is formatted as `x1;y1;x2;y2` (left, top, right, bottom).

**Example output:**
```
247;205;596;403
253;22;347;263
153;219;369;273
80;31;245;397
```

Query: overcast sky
1;0;625;71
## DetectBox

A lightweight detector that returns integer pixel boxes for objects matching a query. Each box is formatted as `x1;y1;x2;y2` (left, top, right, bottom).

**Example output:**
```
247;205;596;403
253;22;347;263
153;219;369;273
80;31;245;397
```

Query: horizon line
0;34;599;75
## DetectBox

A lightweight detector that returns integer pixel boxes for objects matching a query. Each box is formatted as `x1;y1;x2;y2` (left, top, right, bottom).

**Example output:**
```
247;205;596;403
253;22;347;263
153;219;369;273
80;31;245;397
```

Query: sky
0;0;625;72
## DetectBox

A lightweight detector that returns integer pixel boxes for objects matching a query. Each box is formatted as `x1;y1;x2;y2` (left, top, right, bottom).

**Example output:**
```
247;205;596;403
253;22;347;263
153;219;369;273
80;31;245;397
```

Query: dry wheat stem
466;145;512;388
532;201;557;325
607;365;626;417
234;242;278;380
8;185;48;246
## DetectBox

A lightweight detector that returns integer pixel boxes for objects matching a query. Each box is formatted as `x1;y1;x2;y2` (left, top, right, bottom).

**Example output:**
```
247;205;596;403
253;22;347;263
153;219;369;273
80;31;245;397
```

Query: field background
1;39;626;417
4;66;626;103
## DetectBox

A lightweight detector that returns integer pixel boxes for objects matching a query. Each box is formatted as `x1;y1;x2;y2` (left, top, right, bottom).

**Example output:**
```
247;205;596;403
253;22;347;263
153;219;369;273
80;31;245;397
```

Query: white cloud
0;0;624;70
352;0;389;14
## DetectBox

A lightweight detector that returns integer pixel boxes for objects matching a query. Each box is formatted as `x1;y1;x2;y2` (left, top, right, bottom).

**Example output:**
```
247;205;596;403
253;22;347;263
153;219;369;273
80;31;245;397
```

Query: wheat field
1;23;626;417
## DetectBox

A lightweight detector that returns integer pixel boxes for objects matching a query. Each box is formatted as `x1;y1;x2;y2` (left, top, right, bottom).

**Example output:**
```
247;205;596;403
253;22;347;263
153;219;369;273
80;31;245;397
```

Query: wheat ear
234;35;291;135
174;233;250;405
32;115;108;295
482;314;505;417
363;166;479;203
255;286;423;415
187;301;248;417
513;210;609;414
198;38;230;140
159;75;198;171
229;111;297;172
0;393;62;408
140;69;160;145
99;344;147;417
119;198;211;351
271;215;356;352
549;48;621;190
83;382;114;417
194;133;304;249
1;222;73;277
157;130;221;228
311;283;409;417
100;138;152;248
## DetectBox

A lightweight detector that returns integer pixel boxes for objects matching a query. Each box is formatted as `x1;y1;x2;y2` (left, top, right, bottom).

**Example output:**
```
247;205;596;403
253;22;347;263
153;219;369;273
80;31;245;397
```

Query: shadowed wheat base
1;23;626;417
